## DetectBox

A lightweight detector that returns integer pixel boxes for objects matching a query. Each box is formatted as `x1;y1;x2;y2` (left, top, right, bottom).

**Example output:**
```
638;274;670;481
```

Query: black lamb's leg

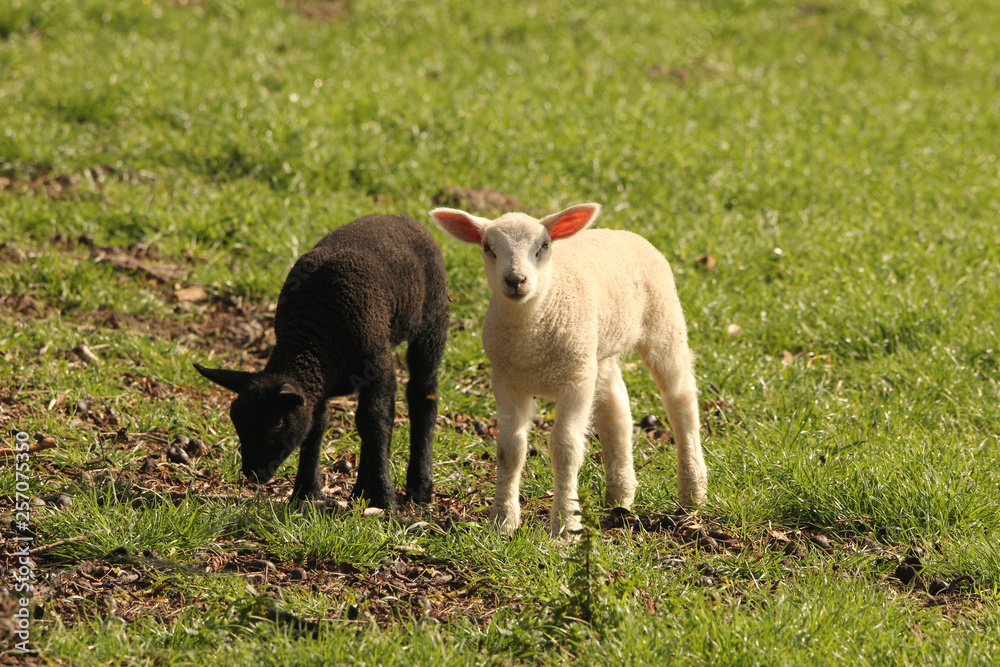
404;323;446;504
353;355;397;511
290;406;328;502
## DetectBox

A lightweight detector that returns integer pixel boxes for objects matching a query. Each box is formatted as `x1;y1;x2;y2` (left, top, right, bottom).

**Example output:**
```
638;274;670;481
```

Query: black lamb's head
193;364;310;484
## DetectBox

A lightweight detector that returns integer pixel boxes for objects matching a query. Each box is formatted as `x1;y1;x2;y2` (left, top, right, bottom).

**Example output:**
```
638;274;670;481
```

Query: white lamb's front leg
548;380;596;539
490;379;535;535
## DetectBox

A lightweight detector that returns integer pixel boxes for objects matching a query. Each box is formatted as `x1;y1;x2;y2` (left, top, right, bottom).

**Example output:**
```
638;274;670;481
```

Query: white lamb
431;203;708;537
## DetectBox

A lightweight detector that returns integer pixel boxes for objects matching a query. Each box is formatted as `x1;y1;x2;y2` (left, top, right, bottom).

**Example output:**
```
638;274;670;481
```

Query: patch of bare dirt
0;165;153;198
0;387;44;432
0;235;280;364
45;234;193;285
1;294;276;364
646;58;726;85
431;186;527;217
88;297;277;358
294;0;351;21
798;2;835;15
646;63;692;85
304;554;496;624
90;246;189;285
16;544;494;631
594;506;985;616
0;242;28;265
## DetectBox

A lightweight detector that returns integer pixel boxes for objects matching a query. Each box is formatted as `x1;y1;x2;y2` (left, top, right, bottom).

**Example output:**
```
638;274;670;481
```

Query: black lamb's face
229;380;310;484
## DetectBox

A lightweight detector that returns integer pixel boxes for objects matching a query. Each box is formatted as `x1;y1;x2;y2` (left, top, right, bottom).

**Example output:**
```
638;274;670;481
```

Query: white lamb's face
481;215;552;302
430;202;600;303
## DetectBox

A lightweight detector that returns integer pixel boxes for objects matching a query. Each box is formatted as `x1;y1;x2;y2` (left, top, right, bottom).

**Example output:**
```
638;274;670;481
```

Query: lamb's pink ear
429;208;488;244
541;203;601;240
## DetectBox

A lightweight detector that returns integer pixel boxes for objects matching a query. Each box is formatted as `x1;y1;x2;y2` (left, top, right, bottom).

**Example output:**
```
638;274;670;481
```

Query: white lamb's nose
504;273;526;289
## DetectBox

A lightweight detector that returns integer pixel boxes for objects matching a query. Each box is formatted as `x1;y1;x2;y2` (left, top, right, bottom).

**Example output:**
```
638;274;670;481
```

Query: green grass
2;0;999;664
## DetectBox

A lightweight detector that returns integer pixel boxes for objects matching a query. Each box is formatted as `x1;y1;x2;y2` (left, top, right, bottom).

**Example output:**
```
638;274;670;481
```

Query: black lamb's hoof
351;483;396;513
290;483;325;504
404;485;433;505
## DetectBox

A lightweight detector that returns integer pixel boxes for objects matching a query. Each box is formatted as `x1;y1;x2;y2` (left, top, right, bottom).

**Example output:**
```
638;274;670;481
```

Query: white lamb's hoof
549;509;582;540
489;504;521;535
678;478;708;509
552;524;582;542
604;483;636;510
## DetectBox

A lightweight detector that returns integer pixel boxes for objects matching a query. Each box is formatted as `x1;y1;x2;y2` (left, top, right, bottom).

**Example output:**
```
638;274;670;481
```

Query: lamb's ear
194;363;254;394
429;208;489;244
276;383;305;408
540;203;601;240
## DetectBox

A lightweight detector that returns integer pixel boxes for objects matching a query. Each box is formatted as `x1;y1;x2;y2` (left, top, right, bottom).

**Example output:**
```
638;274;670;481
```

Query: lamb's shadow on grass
589;505;984;617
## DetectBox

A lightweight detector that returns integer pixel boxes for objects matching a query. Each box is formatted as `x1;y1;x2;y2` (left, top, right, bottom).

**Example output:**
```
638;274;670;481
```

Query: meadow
1;0;999;664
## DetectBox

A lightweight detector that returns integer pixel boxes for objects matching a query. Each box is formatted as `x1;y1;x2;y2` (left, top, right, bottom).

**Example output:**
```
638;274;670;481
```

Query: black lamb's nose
504;274;526;289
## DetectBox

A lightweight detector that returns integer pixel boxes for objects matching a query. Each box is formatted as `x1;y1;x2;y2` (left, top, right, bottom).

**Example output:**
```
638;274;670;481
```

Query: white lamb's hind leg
548;380;596;538
594;357;637;509
641;344;707;509
490;379;535;534
664;373;706;508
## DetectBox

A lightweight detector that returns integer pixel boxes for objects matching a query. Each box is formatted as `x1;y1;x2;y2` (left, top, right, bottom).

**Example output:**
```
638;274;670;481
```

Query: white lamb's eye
483;243;491;254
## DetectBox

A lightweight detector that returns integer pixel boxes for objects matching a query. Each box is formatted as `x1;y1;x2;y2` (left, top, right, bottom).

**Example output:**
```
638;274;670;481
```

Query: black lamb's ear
194;363;254;394
277;383;305;407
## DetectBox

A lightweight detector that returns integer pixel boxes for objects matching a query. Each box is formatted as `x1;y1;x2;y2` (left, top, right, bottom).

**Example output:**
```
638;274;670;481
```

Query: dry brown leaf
681;522;705;539
174;285;209;303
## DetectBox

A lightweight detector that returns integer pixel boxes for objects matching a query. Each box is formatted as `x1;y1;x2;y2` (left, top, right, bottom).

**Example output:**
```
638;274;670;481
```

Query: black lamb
194;214;449;510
